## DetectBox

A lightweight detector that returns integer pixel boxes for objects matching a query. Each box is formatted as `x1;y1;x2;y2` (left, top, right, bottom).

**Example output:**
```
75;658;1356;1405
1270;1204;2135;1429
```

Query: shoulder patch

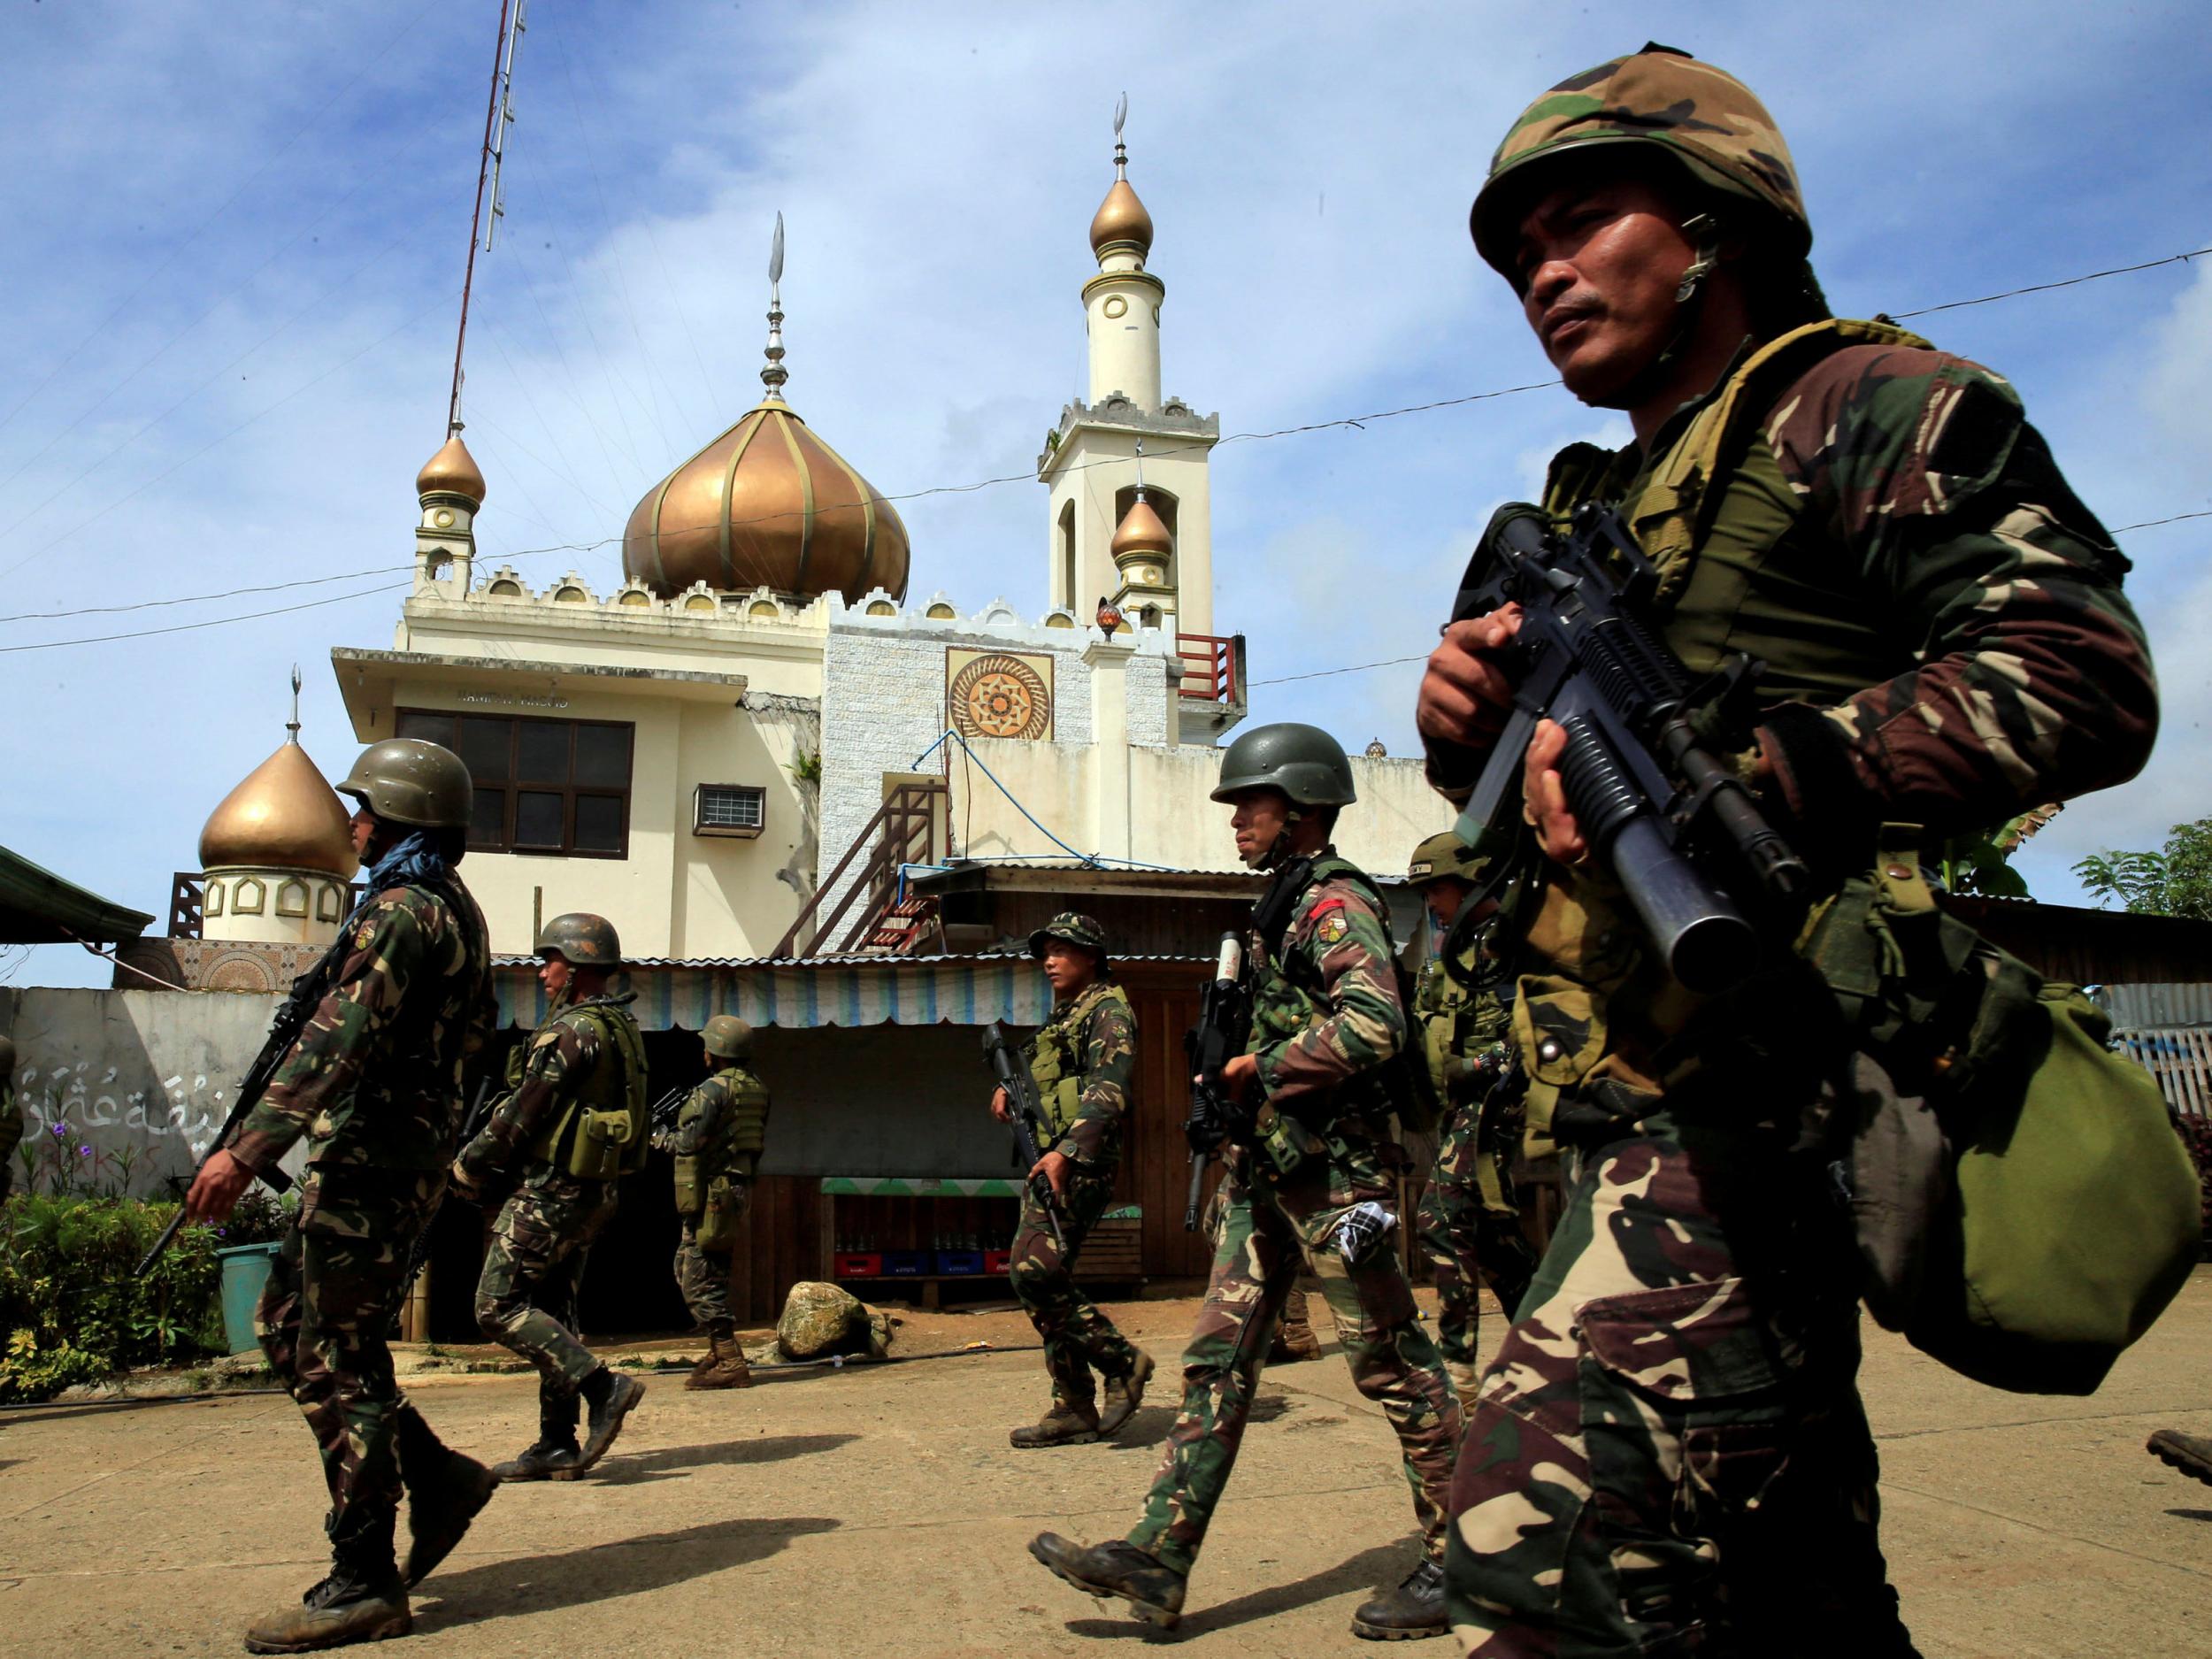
1316;912;1349;943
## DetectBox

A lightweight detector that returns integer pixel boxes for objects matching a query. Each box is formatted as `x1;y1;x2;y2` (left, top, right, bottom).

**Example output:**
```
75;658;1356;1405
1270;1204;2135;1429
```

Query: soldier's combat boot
1349;1557;1448;1641
491;1436;580;1482
686;1333;753;1391
398;1446;498;1587
1271;1288;1323;1363
1028;1532;1186;1630
2148;1429;2212;1486
559;1367;646;1478
1096;1349;1154;1435
1009;1400;1101;1448
246;1519;410;1654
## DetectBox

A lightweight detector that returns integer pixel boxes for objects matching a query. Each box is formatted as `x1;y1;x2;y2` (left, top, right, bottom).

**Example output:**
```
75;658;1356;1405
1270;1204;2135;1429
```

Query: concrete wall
0;987;282;1195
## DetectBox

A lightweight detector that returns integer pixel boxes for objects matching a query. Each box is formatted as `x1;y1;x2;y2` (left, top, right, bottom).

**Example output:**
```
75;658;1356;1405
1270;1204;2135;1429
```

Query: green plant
1939;803;2062;899
2074;818;2212;922
787;749;823;785
0;1193;222;1402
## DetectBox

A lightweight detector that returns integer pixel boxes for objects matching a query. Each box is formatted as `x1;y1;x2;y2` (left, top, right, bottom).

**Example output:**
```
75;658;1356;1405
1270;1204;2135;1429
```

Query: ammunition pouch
531;1004;649;1183
1805;826;2200;1395
696;1173;745;1252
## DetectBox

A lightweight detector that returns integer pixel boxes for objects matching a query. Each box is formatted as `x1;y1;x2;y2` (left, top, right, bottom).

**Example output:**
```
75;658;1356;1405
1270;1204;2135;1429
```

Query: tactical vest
1027;981;1132;1138
672;1067;771;1214
1412;955;1510;1104
1516;317;1945;1152
529;1000;649;1181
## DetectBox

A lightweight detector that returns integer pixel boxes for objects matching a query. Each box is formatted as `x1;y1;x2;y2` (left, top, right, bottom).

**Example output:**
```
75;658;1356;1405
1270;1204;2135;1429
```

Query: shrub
0;1194;224;1402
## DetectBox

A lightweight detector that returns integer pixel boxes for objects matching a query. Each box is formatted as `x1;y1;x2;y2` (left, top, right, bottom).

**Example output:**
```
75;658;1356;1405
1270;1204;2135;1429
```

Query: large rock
777;1280;888;1361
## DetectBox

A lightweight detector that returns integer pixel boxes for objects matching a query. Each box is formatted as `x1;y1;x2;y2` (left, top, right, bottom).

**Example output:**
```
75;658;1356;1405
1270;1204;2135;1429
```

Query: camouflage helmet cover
1470;42;1810;286
536;911;622;966
1210;722;1357;808
336;738;473;831
703;1014;753;1060
1405;828;1506;887
1029;911;1110;970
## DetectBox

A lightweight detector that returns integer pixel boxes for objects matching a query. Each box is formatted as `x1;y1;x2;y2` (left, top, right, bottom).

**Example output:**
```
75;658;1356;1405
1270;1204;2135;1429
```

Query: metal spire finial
1133;435;1147;496
286;664;303;744
1112;91;1129;180
761;211;788;400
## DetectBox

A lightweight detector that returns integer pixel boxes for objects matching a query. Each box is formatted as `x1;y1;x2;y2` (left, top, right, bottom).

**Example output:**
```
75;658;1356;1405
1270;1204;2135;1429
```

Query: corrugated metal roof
2094;981;2212;1029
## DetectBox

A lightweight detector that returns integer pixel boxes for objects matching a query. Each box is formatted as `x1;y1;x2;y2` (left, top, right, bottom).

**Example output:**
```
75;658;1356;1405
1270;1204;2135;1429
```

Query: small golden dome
417;432;487;504
1090;178;1154;258
199;738;358;879
1111;492;1172;559
623;402;910;603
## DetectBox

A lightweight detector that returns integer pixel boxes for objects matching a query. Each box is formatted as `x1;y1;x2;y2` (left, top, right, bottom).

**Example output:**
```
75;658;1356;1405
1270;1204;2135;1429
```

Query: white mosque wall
952;741;1452;878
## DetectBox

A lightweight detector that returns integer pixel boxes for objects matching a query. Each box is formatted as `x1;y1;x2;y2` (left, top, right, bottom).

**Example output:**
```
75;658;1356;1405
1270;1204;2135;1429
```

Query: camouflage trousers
1129;1137;1462;1577
1447;1112;1916;1656
1010;1164;1138;1408
1417;1096;1540;1375
476;1168;618;1438
672;1215;734;1333
257;1165;454;1560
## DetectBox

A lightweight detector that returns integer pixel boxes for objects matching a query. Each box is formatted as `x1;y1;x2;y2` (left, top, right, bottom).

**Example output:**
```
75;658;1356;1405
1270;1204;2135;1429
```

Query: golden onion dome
198;737;358;879
1111;491;1172;558
1089;177;1154;258
622;401;911;602
417;431;487;505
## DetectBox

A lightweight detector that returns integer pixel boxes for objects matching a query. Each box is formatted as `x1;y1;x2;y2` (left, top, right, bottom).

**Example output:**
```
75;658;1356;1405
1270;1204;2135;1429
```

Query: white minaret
1040;97;1221;677
412;426;488;598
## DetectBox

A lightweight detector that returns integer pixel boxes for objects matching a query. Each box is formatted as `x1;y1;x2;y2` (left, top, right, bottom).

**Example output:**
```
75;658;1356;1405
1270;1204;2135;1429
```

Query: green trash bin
216;1241;282;1356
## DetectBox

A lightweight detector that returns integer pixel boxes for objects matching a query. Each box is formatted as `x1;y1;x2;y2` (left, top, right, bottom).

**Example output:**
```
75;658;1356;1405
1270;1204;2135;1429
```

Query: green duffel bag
1805;830;2200;1395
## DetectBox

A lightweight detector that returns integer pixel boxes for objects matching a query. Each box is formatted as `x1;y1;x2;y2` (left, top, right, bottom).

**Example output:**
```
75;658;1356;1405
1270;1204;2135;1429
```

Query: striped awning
494;955;1054;1032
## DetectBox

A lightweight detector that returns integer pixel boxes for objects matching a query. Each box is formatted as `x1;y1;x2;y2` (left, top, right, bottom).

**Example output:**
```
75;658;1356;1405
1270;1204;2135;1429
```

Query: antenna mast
447;0;522;437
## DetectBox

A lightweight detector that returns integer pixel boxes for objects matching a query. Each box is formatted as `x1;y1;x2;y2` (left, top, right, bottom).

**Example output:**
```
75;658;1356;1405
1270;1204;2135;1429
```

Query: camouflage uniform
1432;50;2159;1656
669;1064;771;1332
233;879;493;1571
1409;956;1538;1383
459;994;646;1441
1129;852;1463;1576
1010;979;1141;1409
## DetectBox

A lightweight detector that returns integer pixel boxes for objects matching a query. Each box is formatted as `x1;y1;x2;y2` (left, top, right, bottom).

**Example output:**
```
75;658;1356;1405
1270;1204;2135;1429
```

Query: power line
1250;654;1427;687
6;247;2207;649
0;580;406;655
1889;248;2208;319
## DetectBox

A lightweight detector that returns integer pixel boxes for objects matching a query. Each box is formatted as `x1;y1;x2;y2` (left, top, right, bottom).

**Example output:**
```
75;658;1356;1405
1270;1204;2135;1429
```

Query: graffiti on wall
12;1063;227;1195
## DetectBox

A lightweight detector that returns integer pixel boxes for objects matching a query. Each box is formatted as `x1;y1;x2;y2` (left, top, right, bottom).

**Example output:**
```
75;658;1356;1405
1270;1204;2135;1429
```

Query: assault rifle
1182;932;1254;1232
133;947;339;1278
979;1020;1069;1256
1447;502;1809;995
649;1081;692;1137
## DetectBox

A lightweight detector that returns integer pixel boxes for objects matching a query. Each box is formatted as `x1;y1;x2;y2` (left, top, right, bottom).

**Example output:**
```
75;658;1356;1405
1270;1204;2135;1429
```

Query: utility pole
446;0;526;438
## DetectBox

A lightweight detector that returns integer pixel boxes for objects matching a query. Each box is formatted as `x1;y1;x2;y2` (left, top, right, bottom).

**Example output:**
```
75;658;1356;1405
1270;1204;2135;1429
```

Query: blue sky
2;0;2206;987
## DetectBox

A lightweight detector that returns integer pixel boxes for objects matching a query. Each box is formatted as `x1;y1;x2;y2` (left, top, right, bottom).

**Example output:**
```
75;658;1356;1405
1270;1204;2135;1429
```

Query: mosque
130;124;1451;1330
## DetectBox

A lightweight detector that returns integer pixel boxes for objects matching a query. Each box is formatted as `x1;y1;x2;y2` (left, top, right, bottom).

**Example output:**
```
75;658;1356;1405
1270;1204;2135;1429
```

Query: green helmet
1406;829;1504;888
1210;723;1356;808
337;738;473;831
1470;42;1811;289
536;911;622;966
703;1015;753;1060
1029;911;1110;972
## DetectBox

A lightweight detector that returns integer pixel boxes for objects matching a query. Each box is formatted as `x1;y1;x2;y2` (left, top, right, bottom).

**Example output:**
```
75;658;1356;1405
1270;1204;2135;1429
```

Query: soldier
995;912;1154;1447
1030;725;1462;1640
1403;831;1538;1400
181;737;497;1652
453;912;649;1481
0;1036;19;1201
1419;46;2157;1655
653;1013;770;1390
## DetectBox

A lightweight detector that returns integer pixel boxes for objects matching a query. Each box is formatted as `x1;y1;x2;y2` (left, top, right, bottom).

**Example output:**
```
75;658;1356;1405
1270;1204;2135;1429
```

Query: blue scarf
347;829;459;927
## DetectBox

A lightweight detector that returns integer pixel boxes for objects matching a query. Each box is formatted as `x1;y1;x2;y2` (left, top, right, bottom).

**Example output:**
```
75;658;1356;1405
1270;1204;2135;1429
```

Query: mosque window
693;784;767;839
396;708;634;859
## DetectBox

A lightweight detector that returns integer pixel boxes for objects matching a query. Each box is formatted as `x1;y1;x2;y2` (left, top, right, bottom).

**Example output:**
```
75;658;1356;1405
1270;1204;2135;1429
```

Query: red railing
1177;632;1243;703
771;778;947;957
